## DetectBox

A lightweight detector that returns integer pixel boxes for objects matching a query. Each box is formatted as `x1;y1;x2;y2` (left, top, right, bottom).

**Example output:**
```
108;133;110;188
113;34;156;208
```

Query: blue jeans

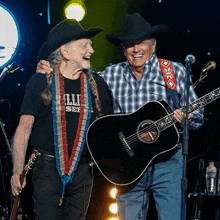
32;151;93;220
117;147;183;220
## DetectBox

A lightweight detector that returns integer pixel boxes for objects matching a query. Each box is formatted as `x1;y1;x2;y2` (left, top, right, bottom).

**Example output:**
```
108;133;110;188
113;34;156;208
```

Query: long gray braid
41;41;74;105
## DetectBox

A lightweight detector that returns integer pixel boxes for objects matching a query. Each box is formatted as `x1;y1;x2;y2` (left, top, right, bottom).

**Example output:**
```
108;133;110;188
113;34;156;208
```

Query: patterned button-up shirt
98;53;204;129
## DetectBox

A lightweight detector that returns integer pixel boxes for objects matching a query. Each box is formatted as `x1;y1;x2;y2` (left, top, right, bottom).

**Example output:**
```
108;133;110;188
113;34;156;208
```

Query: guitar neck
182;87;220;114
156;87;220;132
10;171;25;220
10;149;39;220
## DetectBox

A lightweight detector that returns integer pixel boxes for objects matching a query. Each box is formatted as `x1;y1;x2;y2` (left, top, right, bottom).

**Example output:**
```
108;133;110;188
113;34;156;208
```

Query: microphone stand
181;60;192;220
192;71;208;89
193;61;216;89
191;159;205;220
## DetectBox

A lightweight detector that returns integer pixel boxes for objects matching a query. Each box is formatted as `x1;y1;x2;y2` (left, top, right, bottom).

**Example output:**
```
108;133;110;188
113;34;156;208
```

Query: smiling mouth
133;55;143;59
83;56;91;61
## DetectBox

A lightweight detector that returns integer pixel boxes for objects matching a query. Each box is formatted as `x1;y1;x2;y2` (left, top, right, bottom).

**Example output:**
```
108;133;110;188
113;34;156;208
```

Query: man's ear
60;45;71;60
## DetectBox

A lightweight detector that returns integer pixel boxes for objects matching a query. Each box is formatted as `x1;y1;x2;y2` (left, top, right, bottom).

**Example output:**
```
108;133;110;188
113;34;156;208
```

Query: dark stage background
0;0;220;219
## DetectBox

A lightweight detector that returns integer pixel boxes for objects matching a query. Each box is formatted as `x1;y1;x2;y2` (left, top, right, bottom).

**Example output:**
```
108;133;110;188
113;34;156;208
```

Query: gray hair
41;40;75;105
150;38;156;45
48;40;75;68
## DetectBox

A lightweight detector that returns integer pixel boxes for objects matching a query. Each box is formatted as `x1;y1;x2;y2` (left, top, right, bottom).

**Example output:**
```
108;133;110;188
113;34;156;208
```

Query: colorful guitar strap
159;59;180;109
159;59;177;91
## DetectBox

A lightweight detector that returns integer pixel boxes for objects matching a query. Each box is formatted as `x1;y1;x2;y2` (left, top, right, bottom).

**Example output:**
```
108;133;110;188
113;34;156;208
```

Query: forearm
189;110;204;130
11;115;34;195
12;115;35;174
13;130;29;175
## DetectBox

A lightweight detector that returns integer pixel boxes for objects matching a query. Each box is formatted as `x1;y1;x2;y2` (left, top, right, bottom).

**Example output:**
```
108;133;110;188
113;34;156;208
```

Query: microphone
0;63;13;81
201;61;216;74
185;54;196;64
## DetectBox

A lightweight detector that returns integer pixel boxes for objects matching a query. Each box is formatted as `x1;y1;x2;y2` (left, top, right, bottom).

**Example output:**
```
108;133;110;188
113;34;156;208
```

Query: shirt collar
150;53;157;64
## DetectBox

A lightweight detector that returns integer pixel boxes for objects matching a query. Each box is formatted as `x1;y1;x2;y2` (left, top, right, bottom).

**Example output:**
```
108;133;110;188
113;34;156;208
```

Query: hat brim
106;24;170;45
38;28;103;61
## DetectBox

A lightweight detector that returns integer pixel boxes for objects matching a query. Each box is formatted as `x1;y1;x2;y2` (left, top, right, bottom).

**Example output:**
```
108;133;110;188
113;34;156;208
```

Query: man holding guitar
97;13;204;220
37;13;204;220
10;19;113;220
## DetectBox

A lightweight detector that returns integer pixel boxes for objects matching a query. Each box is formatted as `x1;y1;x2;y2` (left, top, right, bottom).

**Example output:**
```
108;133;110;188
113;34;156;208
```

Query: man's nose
133;44;140;52
88;44;94;54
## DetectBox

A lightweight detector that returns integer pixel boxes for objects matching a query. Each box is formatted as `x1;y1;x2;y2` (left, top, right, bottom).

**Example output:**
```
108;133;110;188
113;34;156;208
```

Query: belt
35;149;91;165
36;149;55;161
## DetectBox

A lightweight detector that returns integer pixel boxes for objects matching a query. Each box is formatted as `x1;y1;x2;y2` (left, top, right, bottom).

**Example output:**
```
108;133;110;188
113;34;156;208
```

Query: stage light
0;4;20;69
108;218;119;220
64;2;86;21
110;188;117;199
109;203;118;214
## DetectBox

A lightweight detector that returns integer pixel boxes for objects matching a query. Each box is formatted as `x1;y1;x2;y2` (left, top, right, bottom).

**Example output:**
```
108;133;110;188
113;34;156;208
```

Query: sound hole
137;120;159;144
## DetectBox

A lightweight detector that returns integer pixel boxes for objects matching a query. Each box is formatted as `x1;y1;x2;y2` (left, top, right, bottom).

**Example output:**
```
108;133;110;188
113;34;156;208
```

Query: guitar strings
119;89;220;145
124;112;176;145
126;112;176;144
125;123;157;144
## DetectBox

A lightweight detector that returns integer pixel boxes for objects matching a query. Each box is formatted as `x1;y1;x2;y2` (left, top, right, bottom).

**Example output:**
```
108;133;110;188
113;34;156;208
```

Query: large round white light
110;188;117;199
0;4;19;68
109;203;118;214
65;4;85;21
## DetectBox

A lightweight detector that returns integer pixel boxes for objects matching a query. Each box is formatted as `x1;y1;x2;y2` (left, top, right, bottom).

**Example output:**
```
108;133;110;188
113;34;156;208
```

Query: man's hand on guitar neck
11;172;26;196
174;109;194;124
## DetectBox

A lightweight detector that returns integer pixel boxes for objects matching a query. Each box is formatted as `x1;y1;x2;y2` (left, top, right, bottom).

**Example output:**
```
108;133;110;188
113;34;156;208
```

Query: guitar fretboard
156;87;220;131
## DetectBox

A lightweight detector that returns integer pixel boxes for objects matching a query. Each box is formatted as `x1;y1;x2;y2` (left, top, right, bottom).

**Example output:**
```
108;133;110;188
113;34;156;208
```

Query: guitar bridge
118;132;135;158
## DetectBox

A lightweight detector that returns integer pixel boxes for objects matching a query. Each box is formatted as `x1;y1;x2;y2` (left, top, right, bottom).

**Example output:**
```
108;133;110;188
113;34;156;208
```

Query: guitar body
87;100;180;185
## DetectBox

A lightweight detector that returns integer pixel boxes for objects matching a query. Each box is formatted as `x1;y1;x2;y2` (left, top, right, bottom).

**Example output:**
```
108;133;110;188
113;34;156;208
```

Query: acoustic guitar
86;87;220;186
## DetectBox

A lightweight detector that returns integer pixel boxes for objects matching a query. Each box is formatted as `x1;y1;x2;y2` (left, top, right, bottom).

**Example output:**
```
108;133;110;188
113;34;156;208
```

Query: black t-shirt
19;72;113;160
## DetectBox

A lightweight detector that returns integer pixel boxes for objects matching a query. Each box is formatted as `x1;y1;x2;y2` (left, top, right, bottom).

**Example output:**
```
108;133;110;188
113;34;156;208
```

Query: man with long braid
10;19;113;220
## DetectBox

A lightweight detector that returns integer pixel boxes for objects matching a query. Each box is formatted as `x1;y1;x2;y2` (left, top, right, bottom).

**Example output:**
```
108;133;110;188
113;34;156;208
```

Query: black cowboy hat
106;13;170;45
38;19;103;60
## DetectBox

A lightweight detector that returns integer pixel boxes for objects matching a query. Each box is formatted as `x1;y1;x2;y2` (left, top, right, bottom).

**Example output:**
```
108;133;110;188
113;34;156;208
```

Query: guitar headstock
24;149;39;173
